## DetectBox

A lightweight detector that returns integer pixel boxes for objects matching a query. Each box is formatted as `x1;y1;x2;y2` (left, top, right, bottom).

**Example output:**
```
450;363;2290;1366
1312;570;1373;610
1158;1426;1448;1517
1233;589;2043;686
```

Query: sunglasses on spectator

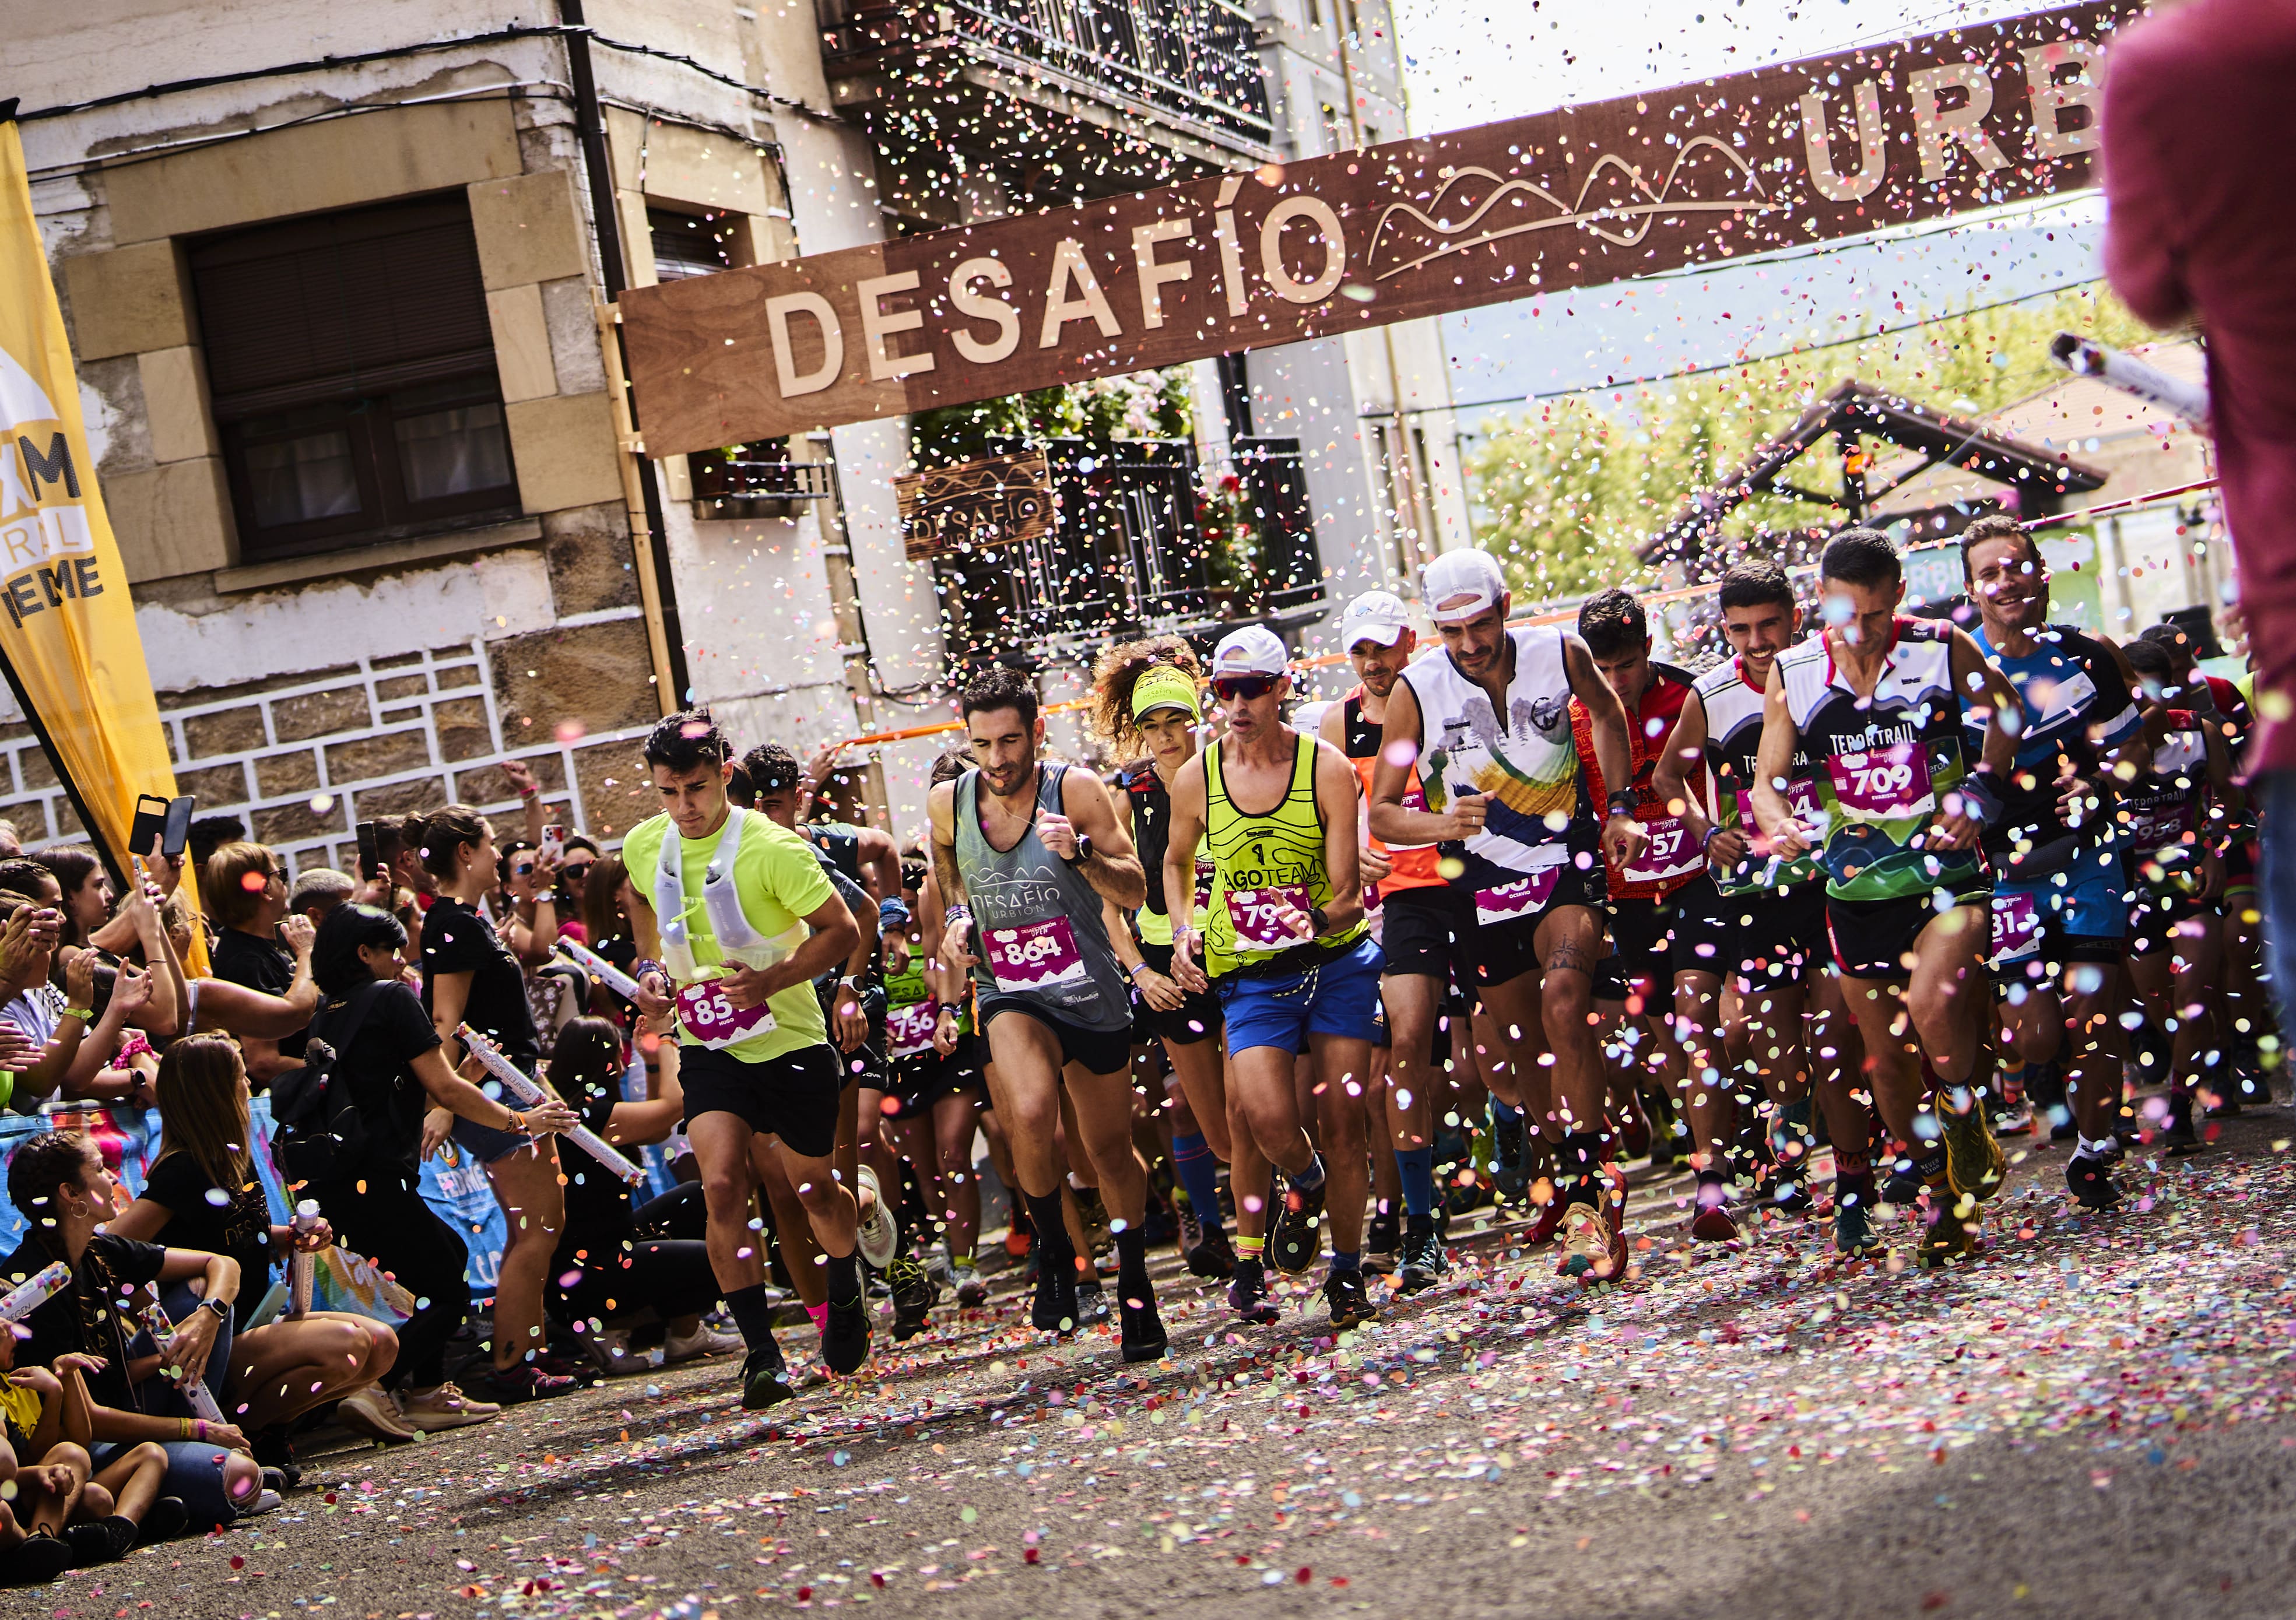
1210;674;1279;702
560;861;595;878
512;862;536;877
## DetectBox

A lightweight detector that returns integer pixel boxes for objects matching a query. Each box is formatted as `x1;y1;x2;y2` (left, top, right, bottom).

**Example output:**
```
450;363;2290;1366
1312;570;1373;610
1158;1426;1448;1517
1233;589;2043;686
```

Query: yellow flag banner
0;113;185;904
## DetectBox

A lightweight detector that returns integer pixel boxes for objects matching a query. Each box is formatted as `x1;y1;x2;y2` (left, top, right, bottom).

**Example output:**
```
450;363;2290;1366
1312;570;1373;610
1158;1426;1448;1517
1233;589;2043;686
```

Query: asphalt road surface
51;1109;2296;1620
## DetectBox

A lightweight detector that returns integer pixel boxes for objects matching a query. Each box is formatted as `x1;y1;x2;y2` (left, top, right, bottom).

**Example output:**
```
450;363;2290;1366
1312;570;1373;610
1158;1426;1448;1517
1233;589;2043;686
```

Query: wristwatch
1062;834;1095;868
198;1295;230;1323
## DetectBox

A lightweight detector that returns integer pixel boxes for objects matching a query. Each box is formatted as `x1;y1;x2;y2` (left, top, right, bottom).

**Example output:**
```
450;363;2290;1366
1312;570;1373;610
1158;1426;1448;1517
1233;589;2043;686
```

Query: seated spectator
287;869;354;930
202;844;306;1085
295;902;576;1430
1;1131;264;1527
0;1338;184;1579
546;1018;734;1371
104;1036;410;1466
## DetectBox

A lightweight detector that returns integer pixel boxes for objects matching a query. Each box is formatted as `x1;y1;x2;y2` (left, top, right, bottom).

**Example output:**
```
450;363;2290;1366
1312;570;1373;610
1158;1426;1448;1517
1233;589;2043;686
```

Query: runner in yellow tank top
1164;625;1384;1332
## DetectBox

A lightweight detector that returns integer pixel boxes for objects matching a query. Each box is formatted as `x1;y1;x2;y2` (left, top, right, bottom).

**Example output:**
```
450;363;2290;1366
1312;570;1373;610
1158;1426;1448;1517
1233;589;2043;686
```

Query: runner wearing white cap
1166;624;1386;1329
1367;550;1648;1284
1321;589;1454;1292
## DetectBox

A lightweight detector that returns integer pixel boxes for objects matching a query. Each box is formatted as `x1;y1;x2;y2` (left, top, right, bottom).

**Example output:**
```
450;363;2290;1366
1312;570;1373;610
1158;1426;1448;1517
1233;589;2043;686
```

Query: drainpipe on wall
799;433;894;831
560;0;691;717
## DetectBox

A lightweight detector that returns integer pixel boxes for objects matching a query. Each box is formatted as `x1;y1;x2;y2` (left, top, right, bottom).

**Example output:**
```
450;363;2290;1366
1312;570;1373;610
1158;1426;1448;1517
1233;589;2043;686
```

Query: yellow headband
1130;665;1202;722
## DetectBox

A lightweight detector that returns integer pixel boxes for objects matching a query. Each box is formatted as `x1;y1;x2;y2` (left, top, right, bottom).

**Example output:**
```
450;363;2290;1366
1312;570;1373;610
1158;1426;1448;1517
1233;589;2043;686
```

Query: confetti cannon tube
140;1302;226;1424
555;937;644;1001
456;1024;645;1183
287;1200;321;1319
0;1261;69;1323
2050;332;2211;430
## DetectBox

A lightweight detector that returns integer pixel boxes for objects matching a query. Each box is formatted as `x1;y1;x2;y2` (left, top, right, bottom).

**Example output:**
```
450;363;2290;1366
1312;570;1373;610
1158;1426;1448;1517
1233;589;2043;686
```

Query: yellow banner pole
0;106;205;964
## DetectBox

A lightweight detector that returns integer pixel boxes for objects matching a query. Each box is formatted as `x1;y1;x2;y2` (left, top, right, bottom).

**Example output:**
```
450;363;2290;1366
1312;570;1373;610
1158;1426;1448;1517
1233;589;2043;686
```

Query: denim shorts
451;1113;536;1166
108;1281;245;1526
1217;936;1384;1056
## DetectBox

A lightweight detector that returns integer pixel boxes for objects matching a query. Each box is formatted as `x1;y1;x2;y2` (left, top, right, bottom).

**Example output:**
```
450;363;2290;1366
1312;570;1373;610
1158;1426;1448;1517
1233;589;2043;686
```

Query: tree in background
911;370;1192;467
1469;287;2161;601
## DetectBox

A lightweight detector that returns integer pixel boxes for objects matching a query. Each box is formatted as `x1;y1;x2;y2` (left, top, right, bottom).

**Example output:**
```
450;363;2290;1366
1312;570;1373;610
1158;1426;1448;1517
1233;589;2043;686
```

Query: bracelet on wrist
62;1006;93;1022
1605;791;1638;818
1126;960;1153;980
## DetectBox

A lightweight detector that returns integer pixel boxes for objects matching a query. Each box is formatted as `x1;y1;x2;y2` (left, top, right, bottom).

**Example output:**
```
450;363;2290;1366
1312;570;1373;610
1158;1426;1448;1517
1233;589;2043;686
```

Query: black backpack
271;980;389;1186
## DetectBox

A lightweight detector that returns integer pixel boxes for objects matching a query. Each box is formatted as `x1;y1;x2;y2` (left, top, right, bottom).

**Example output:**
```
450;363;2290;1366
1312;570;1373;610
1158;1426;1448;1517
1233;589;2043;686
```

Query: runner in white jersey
1655;561;1878;1257
1368;549;1646;1285
931;666;1170;1364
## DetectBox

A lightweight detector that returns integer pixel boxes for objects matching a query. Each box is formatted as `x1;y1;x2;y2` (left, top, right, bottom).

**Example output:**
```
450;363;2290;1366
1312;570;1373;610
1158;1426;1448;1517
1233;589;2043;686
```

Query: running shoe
393;1382;500;1431
1031;1249;1080;1334
741;1344;796;1410
1689;1174;1739;1244
336;1383;417;1441
1177;1200;1207;1265
2065;1150;2122;1210
1073;1185;1114;1255
1832;1193;1883;1259
1526;1190;1566;1248
1915;1196;1978;1268
2161;1089;2199;1153
1558;1200;1620;1284
1268;1165;1328;1276
1075;1273;1111;1324
664;1322;745;1363
952;1258;989;1307
1228;1256;1280;1325
133;1496;188;1548
1615;1101;1653;1162
1990;1099;2035;1138
1119;1280;1168;1364
5;1531;73;1584
1005;1220;1033;1260
472;1362;576;1405
1491;1105;1530;1201
854;1166;900;1271
1398;1215;1448;1294
1940;1098;2005;1203
1364;1206;1401;1268
1323;1268;1376;1330
823;1286;872;1374
887;1256;938;1342
1185;1221;1238;1280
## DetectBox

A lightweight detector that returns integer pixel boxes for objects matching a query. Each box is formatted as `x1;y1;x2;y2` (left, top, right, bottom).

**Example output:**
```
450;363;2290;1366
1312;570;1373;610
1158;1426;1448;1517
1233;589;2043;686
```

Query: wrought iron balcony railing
821;0;1275;156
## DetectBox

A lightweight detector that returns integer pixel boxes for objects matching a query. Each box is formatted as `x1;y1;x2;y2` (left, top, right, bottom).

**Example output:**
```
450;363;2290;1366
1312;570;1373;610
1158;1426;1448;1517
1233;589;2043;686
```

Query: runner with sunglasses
1367;550;1646;1285
931;667;1171;1364
1753;529;2022;1266
1166;625;1383;1329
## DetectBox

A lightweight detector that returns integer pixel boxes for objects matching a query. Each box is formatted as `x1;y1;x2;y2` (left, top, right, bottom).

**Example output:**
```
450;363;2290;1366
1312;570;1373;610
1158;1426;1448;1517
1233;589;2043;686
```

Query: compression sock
824;1247;862;1308
726;1283;779;1352
1171;1133;1224;1231
1561;1130;1605;1208
1832;1147;1876;1212
1114;1227;1151;1299
1024;1192;1076;1266
1396;1145;1436;1219
1289;1151;1327;1193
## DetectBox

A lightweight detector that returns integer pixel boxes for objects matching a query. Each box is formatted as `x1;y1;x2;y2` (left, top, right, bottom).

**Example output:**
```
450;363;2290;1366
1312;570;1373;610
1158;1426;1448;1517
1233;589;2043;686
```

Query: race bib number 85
677;979;778;1049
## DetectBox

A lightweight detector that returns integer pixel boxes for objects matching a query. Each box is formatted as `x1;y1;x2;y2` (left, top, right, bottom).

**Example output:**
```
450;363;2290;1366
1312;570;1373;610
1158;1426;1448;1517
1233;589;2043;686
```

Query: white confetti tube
457;1025;645;1183
287;1199;321;1319
0;1261;70;1323
140;1302;226;1424
2050;332;2211;430
555;938;645;1001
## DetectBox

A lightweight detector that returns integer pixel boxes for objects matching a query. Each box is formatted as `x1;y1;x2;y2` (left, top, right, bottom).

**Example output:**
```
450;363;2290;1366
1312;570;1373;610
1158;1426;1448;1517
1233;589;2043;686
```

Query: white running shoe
663;1322;745;1364
855;1166;900;1270
336;1384;417;1442
393;1382;500;1431
952;1258;988;1308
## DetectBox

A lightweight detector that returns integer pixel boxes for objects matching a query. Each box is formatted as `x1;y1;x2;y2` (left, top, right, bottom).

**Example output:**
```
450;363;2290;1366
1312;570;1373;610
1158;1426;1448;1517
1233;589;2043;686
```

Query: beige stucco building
9;0;1470;863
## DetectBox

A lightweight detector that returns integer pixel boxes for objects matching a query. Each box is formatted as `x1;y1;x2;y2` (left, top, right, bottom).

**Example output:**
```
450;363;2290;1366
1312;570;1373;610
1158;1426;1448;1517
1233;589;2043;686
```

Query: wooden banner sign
621;1;2139;458
894;451;1054;561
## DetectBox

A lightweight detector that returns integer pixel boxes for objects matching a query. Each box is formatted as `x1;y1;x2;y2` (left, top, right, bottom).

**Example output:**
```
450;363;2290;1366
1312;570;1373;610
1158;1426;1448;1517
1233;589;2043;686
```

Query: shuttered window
191;194;519;561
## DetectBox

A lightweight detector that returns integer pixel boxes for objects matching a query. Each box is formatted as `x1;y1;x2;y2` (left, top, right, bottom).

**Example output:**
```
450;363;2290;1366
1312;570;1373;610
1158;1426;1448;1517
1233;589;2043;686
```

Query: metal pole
557;0;693;712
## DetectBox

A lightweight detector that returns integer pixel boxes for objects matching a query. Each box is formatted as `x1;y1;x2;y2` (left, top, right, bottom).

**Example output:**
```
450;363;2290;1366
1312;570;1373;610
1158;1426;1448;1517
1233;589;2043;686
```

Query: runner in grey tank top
955;764;1133;1034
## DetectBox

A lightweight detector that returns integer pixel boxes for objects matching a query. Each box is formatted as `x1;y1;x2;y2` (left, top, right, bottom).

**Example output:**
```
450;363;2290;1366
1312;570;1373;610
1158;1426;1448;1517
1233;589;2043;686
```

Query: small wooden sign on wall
896;451;1055;562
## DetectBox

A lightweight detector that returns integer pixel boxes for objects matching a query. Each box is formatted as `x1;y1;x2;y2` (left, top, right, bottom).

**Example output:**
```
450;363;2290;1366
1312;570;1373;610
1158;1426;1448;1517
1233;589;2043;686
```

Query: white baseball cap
1421;549;1509;624
1210;624;1289;677
1339;589;1411;649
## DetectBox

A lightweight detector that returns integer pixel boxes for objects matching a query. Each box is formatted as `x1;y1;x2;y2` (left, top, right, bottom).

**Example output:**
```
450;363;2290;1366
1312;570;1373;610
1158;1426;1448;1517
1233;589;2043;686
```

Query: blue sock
1488;1098;1522;1127
1395;1145;1435;1218
1330;1249;1361;1273
1171;1133;1224;1232
1290;1152;1326;1192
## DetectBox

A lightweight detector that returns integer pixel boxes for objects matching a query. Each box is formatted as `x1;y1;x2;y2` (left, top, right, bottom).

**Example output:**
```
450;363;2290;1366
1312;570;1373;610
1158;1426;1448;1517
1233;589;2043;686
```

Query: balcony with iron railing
820;0;1276;166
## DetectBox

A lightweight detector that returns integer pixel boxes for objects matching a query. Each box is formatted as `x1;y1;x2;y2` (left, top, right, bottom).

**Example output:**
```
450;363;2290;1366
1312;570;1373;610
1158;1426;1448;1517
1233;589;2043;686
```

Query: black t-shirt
141;1151;272;1328
311;979;445;1179
554;1056;637;1267
1;1230;166;1411
211;927;308;1060
420;898;539;1069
